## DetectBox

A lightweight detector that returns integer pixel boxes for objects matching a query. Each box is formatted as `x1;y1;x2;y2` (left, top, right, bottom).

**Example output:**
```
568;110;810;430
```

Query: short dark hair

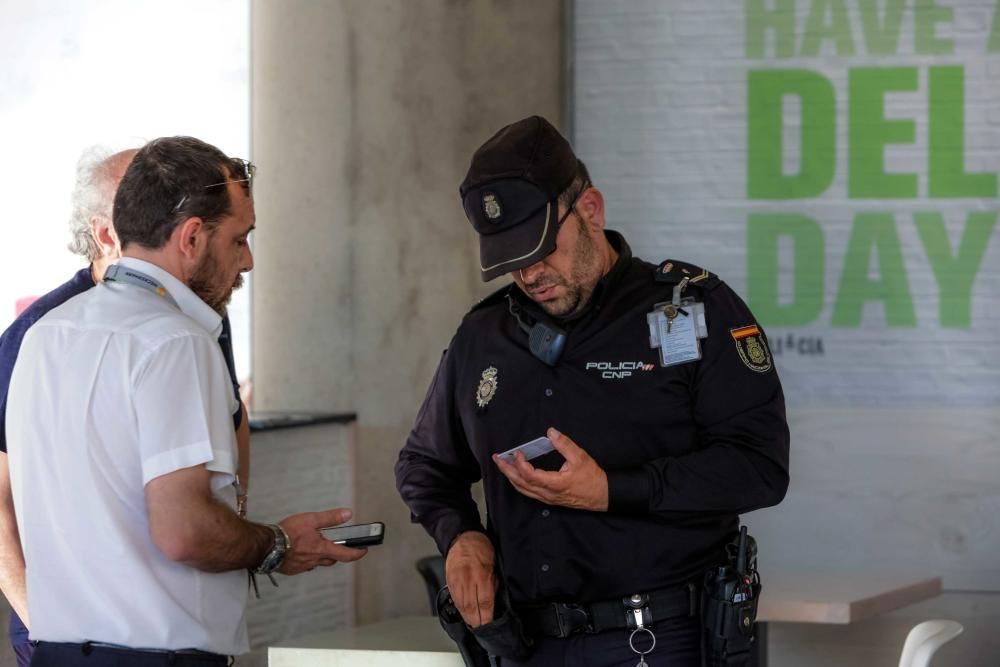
113;136;254;250
557;159;592;210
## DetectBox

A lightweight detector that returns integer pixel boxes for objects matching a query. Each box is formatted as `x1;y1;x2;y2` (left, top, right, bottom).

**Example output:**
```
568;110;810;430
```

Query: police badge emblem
482;193;502;222
730;325;772;373
476;366;499;408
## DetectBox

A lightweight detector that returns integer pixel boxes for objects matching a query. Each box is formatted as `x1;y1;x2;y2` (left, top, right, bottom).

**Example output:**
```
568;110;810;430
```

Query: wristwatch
255;524;290;575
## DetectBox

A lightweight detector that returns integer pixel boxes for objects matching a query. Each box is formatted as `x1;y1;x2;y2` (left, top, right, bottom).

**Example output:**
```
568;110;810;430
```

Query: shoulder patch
653;259;721;290
468;285;512;315
730;324;773;373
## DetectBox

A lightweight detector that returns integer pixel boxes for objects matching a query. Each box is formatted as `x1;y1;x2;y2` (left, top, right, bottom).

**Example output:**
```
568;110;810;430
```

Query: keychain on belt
623;594;656;666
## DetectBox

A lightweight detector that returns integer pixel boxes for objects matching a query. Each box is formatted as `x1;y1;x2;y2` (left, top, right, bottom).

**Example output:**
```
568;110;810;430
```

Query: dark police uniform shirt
0;266;244;645
396;232;789;607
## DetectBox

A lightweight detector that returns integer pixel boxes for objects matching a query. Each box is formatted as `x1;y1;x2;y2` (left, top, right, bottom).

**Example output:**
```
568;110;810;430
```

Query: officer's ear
576;186;605;232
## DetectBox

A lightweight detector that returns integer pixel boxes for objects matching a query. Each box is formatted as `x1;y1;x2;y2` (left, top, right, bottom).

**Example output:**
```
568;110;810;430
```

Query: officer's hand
445;531;496;627
493;428;609;512
277;508;368;575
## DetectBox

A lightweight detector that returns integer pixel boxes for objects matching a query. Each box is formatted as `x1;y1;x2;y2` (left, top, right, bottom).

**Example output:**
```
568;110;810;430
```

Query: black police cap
459;116;579;282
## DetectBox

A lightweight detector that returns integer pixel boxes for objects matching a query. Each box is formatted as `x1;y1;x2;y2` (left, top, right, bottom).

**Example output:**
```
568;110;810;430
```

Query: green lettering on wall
989;0;1000;54
748;213;825;326
801;0;855;56
914;0;955;54
748;69;836;199
832;213;916;327
915;211;998;327
858;0;906;55
746;0;796;58
848;67;918;199
929;66;998;198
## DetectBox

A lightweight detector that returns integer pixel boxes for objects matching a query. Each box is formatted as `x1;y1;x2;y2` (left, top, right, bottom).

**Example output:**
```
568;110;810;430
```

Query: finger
512;450;539;477
309;507;353;529
456;584;479;625
475;580;495;626
505;476;550;504
324;544;368;562
514;462;563;491
547;427;581;462
493;454;525;486
446;568;480;623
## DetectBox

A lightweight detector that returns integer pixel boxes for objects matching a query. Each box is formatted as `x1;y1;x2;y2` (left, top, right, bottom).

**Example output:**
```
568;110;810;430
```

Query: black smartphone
320;521;385;547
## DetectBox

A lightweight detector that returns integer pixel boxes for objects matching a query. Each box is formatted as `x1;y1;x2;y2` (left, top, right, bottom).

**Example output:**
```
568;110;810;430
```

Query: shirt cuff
430;512;486;557
606;466;652;513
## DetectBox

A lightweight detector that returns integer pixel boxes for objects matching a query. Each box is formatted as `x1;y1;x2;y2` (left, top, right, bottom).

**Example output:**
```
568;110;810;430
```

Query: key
664;305;690;334
664;304;678;333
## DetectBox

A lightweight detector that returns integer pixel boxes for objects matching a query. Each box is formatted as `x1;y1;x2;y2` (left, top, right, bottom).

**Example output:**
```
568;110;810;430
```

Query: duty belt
518;583;698;638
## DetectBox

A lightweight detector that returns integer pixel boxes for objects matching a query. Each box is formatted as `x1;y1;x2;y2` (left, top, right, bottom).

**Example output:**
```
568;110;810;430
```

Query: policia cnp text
395;116;790;666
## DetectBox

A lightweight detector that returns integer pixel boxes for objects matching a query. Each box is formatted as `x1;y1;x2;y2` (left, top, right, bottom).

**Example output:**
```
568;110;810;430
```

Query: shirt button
541;509;550;518
544;388;553;397
541;563;550;572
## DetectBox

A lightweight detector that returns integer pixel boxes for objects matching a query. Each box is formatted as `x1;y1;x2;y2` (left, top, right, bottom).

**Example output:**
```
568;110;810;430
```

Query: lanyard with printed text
103;264;180;310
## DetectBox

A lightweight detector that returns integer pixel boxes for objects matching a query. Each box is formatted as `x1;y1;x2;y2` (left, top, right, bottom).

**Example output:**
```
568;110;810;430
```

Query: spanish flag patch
730;325;772;373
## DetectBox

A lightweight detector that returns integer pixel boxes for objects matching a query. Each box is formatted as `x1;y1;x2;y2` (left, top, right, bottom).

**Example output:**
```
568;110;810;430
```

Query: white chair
898;619;964;667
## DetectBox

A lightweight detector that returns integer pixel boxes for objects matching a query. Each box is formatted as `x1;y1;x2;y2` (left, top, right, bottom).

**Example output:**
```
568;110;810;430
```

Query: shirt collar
589;230;631;307
117;257;223;338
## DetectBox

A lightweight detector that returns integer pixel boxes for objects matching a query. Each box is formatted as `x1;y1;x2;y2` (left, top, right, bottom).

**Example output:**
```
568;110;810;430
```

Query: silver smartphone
320;521;385;547
496;436;555;465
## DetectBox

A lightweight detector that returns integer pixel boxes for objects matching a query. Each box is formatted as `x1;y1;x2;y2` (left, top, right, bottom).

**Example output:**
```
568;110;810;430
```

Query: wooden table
269;574;942;667
757;572;941;624
750;572;942;665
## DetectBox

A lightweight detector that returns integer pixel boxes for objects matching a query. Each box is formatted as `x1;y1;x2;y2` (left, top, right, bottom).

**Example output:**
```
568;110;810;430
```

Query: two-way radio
701;526;761;666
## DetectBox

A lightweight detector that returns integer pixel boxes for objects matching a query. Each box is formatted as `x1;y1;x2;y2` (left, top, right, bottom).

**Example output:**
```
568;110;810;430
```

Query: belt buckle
622;593;652;630
554;603;592;637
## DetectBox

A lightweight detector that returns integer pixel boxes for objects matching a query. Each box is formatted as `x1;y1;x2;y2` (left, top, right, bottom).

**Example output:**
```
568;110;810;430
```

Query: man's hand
445;531;496;627
278;508;368;575
493;428;609;512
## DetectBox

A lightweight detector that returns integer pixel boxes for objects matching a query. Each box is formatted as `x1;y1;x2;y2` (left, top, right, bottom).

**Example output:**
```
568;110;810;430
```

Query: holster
435;574;533;664
468;582;533;661
436;586;492;667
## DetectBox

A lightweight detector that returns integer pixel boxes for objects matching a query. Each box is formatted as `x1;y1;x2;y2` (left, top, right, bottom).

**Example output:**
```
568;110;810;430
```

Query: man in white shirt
7;136;365;666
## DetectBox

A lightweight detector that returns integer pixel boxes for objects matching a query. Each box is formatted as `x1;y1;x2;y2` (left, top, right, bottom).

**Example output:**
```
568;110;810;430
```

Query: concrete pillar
252;0;564;622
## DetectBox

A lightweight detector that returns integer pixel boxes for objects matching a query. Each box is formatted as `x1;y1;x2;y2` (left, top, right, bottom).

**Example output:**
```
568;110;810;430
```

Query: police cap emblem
476;366;499;408
482;193;502;223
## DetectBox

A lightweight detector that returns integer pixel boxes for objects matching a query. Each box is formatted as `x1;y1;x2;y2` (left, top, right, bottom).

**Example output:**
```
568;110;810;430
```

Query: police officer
395;116;789;666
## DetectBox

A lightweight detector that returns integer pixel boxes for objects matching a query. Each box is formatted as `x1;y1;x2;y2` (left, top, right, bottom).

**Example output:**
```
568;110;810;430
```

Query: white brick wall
573;0;1000;407
572;2;1000;665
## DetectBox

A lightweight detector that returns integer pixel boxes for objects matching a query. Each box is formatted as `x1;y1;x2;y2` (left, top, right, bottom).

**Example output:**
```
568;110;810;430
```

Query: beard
526;218;599;318
188;247;243;315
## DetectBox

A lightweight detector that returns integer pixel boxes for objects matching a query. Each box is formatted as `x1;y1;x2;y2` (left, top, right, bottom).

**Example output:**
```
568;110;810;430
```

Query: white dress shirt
7;257;247;654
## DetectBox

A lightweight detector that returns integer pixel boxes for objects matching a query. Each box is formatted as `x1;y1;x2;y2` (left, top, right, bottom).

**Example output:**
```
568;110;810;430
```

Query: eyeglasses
555;180;592;228
203;157;256;190
172;157;256;214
